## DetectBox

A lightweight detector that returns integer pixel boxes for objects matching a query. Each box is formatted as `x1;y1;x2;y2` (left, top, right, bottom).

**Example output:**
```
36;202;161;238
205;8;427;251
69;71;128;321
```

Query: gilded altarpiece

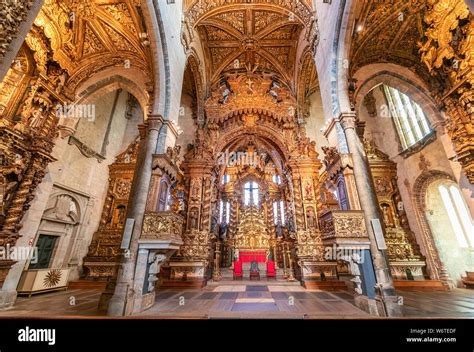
365;141;426;280
168;72;344;284
0;36;72;287
83;140;139;280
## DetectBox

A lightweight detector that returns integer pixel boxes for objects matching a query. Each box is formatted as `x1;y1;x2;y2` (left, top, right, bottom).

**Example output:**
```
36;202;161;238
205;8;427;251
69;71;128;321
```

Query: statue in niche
219;223;228;240
113;206;126;227
249;236;256;248
191;179;200;200
306;207;316;229
54;71;67;94
211;212;218;233
29;107;46;129
381;203;394;228
393;193;409;228
305;182;313;200
276;224;283;237
189;208;199;229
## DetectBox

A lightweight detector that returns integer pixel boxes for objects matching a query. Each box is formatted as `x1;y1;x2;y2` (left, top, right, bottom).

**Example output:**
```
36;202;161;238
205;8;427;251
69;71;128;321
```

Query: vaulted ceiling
33;0;152;93
350;1;435;86
186;1;319;92
197;7;302;85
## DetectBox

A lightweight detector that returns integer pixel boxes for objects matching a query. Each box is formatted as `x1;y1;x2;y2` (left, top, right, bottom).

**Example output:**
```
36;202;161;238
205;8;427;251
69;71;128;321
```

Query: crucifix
245;182;259;206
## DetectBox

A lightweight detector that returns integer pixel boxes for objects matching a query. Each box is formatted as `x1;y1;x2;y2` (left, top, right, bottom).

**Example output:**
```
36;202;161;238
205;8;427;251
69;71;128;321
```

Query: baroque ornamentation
419;0;474;183
295;229;324;260
366;141;426;278
234;206;270;250
0;0;33;62
141;212;184;242
83;140;138;280
320;211;368;243
175;230;212;260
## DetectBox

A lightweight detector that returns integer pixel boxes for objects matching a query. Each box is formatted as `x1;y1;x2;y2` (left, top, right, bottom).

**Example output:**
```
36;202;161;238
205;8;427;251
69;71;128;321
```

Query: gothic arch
216;125;290;164
353;66;445;128
184;52;205;121
75;75;148;119
331;0;358;116
412;170;455;285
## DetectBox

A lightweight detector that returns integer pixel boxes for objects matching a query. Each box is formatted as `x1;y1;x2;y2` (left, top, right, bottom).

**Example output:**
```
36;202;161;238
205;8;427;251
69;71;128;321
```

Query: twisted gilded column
292;177;305;230
200;177;212;232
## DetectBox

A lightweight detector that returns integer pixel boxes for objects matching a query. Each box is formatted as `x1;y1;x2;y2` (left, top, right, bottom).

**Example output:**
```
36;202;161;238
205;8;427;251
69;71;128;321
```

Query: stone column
107;115;163;316
339;111;402;317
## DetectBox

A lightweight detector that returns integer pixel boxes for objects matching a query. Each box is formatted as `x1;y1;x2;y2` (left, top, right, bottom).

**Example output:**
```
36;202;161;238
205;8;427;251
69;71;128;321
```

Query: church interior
0;0;473;319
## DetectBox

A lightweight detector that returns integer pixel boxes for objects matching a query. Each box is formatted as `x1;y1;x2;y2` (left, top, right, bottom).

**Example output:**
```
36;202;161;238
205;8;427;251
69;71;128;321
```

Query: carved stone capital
146;115;164;132
338;112;358;131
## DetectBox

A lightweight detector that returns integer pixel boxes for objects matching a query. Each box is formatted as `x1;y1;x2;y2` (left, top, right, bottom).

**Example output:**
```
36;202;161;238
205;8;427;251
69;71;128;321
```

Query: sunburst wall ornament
43;269;62;288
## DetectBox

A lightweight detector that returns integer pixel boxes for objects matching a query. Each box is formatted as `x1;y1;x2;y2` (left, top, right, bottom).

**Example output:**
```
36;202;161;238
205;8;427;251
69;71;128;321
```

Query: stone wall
358;85;474;269
3;89;143;289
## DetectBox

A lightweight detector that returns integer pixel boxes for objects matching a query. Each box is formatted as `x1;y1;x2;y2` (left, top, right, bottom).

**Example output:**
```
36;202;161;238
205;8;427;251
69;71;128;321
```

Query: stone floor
139;282;367;318
0;284;473;319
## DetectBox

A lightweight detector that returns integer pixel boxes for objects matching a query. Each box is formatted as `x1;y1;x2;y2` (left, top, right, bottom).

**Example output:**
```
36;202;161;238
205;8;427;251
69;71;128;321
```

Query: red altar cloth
239;251;267;263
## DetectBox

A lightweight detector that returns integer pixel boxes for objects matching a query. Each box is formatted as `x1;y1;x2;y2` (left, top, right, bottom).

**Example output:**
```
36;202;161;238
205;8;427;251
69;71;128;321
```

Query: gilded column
200;177;212;232
292;177;305;231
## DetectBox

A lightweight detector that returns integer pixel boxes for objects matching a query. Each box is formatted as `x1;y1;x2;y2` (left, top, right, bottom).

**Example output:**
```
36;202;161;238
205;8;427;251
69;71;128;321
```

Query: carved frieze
141;212;184;242
175;230;211;261
320;210;369;244
295;229;325;260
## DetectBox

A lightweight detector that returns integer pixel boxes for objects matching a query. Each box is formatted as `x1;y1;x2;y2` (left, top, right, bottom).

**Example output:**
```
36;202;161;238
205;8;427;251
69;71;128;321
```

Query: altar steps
394;280;449;291
301;280;349;291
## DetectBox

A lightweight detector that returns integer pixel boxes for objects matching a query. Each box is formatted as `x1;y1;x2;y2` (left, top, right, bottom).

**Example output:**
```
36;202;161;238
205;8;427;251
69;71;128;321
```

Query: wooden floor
0;284;473;319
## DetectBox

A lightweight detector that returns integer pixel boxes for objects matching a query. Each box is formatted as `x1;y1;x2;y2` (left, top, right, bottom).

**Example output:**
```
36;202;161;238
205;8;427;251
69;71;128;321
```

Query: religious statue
191;179;200;200
29;107;46;129
54;71;67;94
305;182;313;200
189;208;199;229
306;207;315;229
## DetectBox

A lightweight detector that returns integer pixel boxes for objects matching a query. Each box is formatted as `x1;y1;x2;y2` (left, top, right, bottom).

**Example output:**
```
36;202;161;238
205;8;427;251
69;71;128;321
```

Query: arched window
272;200;285;225
244;182;259;206
219;200;230;224
272;174;281;185
383;85;432;150
222;174;230;185
438;184;474;249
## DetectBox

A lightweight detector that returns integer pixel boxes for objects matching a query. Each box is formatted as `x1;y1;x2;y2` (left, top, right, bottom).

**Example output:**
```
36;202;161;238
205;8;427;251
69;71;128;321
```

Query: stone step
301;280;349;291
